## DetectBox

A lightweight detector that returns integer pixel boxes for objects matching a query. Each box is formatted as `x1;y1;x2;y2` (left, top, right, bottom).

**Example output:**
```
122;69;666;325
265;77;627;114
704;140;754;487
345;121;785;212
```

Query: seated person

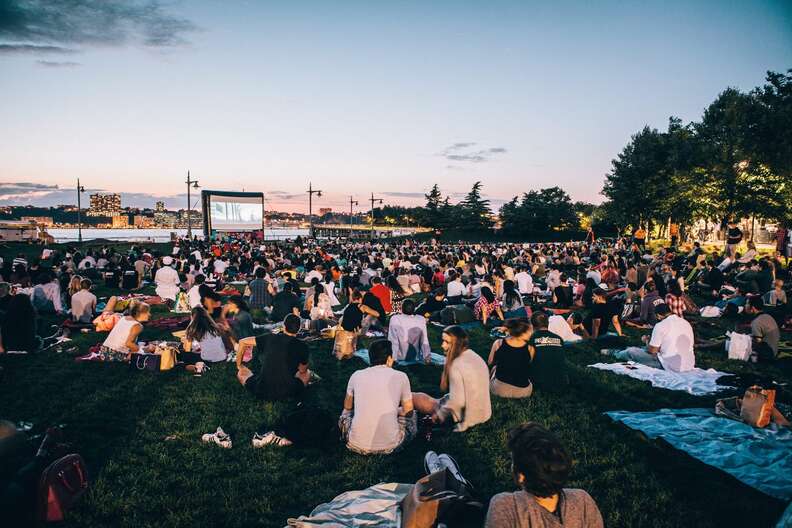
224;295;255;341
746;296;780;361
488;318;534;399
416;289;447;321
584;288;623;339
271;283;301;323
99;301;152;361
474;287;505;326
369;277;393;315
0;294;42;353
31;272;63;315
339;339;415;455
71;278;97;323
413;325;491;432
548;312;588;343
501;280;528;319
154;256;181;301
694;260;723;297
445;270;467;305
361;287;387;333
626;281;666;327
616;304;695;372
552;274;574;308
387;299;431;363
187;274;205;309
236;314;310;401
181;306;228;363
485;422;604;528
526;311;567;392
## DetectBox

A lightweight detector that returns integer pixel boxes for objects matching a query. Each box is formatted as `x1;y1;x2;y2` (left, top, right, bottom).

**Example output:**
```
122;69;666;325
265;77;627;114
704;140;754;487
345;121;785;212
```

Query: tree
500;187;578;235
455;181;493;231
422;184;443;229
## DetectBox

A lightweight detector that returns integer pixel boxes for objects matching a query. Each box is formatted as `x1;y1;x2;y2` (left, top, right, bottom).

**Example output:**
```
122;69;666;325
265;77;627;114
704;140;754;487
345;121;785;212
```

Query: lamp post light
369;193;383;240
307;182;322;238
349;196;358;239
186;170;199;239
76;178;85;244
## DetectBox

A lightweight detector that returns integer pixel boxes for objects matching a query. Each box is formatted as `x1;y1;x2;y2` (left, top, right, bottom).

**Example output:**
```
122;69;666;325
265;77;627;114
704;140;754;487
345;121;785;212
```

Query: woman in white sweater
413;325;491;431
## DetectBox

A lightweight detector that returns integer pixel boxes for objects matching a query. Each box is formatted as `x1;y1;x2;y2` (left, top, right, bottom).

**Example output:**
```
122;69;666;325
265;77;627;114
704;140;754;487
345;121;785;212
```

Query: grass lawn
1;243;791;527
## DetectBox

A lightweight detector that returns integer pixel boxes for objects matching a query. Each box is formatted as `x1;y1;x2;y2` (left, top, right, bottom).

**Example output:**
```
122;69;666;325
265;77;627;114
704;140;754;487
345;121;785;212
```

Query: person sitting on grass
413;325;491;432
474;286;505;326
548;312;588;343
746;296;780;362
339;339;415;455
485;422;604;528
526;311;568;392
154;256;181;302
236;314;310;402
416;288;447;321
70;278;97;324
271;282;301;323
0;294;42;354
488;318;534;399
181;306;229;363
334;289;380;359
224;295;255;341
387;299;431;363
99;301;152;361
583;288;623;339
615;304;695;372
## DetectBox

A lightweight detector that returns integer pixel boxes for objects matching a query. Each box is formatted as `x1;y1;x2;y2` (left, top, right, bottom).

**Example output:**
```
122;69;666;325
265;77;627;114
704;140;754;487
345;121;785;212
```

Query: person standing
725;220;743;259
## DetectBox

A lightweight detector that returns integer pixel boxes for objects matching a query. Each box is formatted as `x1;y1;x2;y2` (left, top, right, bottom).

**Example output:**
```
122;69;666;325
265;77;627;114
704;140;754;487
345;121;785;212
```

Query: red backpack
37;454;89;522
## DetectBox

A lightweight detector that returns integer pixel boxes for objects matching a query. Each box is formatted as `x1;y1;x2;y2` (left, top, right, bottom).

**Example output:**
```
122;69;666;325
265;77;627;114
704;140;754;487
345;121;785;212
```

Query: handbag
740;386;776;427
156;344;178;371
129;353;161;372
37;454;89;522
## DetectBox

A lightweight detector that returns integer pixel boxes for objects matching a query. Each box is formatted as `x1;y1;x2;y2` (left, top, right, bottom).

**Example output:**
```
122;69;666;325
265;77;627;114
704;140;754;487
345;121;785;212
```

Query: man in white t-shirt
446;271;466;303
618;304;695;372
71;278;97;323
339;340;415;455
514;267;533;295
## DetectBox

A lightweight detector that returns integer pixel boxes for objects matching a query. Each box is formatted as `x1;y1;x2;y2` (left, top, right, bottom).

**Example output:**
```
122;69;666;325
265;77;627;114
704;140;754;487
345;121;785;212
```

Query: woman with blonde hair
67;275;83;298
413;325;491;432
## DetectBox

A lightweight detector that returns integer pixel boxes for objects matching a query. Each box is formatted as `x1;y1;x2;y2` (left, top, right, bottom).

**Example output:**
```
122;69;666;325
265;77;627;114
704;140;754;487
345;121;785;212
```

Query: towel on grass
606;408;792;501
589;361;730;395
285;482;409;527
355;348;445;366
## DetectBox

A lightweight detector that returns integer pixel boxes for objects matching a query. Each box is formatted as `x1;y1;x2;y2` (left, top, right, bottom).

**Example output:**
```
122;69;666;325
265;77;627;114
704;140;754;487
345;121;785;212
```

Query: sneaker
437;453;472;489
201;427;232;448
251;431;292;448
424;450;443;474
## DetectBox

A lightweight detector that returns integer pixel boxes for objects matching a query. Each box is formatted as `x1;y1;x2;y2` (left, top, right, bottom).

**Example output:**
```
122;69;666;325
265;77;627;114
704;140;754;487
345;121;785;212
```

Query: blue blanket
354;348;445;366
607;408;792;501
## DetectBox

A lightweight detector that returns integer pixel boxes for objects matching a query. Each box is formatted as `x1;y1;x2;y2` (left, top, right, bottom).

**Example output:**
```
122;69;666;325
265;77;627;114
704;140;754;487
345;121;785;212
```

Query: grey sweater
485;489;604;528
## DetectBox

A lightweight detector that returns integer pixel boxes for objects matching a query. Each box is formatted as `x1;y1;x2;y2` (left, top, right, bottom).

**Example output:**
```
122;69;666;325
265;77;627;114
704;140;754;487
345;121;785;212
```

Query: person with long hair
412;325;491;432
224;295;255;340
99;301;151;361
501;280;528;319
488;318;534;398
181;306;228;363
474;286;505;325
0;294;42;353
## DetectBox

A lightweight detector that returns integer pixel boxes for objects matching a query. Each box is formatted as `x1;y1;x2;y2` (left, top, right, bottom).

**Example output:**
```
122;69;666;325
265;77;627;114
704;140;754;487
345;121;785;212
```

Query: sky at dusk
1;0;790;213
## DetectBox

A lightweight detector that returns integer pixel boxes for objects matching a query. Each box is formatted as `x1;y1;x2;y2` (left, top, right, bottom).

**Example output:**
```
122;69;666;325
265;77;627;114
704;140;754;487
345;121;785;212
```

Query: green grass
1;243;791;527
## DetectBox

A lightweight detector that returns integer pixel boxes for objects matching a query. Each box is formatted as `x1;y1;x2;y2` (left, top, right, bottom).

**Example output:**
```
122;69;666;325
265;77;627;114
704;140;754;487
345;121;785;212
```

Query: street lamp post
76;178;86;244
307;182;322;238
186;170;199;239
369;193;383;240
349;196;358;239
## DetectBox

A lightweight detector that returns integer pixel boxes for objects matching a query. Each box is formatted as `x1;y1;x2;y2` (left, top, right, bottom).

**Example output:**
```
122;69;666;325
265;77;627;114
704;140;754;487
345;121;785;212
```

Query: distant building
133;215;154;228
88;193;122;217
21;216;54;226
112;215;130;228
319;207;333;216
155;201;167;213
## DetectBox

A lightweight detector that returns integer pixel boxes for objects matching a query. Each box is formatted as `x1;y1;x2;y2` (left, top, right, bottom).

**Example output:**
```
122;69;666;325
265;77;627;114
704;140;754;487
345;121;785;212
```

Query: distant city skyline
1;1;790;213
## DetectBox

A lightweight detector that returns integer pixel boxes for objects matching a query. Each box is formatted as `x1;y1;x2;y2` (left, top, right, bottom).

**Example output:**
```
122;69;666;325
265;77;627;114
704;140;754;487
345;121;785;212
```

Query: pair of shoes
423;451;472;489
201;427;232;448
252;431;292;448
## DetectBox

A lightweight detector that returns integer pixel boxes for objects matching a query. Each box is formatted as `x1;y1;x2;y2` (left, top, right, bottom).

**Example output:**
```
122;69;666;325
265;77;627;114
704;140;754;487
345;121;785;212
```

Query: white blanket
589;361;730;395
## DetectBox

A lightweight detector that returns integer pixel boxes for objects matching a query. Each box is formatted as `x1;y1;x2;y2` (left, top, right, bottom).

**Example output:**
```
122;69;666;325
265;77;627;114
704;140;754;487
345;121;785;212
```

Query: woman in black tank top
488;318;534;398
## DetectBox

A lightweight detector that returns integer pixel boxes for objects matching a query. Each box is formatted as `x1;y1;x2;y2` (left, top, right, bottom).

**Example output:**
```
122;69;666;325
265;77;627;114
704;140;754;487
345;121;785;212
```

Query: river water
47;228;309;243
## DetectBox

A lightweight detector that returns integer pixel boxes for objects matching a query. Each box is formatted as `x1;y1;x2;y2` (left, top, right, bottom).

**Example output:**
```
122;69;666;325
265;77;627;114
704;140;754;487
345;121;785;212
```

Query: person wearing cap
154;256;181;301
616;303;695;372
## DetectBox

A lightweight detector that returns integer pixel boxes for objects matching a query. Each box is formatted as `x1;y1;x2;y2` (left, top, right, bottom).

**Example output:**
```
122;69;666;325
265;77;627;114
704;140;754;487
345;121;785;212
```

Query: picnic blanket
355;348;445;367
285;482;410;527
147;315;190;331
606;408;792;501
589;361;730;395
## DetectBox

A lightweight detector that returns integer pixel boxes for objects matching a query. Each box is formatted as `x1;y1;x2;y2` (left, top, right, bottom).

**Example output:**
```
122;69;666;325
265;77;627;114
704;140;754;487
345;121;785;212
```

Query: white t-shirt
346;365;412;453
187;285;203;308
447;279;466;298
548;315;582;343
515;272;533;294
71;289;97;323
649;314;695;372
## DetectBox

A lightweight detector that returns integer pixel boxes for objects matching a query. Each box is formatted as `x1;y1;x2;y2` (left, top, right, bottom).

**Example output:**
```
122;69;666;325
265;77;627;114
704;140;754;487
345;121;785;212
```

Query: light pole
348;196;358;239
186;170;199;239
76;178;85;244
307;182;322;238
369;193;383;240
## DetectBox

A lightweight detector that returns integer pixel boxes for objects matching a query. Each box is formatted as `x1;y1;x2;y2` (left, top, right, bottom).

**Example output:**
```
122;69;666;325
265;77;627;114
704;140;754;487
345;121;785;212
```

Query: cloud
0;0;197;58
438;143;508;163
445;165;463;170
36;60;80;67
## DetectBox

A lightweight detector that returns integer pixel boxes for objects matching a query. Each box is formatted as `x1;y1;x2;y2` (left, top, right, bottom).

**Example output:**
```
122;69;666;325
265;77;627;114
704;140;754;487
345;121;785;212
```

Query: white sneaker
424;450;443;474
201;427;232;448
252;431;292;448
437;453;472;488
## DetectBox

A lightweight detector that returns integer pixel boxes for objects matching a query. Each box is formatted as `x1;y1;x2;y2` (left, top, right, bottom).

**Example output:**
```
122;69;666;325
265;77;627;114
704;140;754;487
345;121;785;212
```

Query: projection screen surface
207;193;263;231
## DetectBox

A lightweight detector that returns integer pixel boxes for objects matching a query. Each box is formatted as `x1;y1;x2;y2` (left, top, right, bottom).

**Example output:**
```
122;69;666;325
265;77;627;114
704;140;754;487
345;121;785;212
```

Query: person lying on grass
339;338;416;455
485;422;604;528
413;325;491;432
237;314;310;401
98;301;152;361
615;303;695;372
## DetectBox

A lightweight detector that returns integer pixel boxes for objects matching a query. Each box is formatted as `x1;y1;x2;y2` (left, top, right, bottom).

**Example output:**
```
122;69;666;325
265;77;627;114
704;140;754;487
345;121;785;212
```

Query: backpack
439;306;474;326
37;454;89;522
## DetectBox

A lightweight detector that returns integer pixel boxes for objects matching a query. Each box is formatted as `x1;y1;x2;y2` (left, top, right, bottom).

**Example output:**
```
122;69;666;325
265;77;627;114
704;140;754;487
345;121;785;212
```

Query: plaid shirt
665;294;686;318
248;278;271;309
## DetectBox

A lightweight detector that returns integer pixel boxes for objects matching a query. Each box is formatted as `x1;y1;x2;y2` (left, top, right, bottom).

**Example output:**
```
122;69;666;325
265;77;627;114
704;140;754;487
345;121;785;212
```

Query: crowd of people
1;225;789;526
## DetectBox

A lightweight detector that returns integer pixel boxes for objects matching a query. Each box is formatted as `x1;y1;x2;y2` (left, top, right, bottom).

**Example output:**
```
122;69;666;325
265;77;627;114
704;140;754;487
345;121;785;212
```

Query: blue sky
0;0;790;212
